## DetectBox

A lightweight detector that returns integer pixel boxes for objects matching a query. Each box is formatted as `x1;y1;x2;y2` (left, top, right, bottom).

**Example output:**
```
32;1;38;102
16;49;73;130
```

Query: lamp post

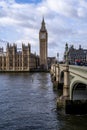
57;52;59;64
65;43;69;65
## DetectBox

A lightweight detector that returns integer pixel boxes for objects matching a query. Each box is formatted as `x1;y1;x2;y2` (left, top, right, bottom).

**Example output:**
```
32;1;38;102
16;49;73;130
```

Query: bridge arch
70;77;87;100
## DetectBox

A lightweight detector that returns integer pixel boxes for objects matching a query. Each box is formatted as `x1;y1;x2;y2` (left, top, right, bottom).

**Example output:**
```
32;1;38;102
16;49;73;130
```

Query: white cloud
0;0;87;59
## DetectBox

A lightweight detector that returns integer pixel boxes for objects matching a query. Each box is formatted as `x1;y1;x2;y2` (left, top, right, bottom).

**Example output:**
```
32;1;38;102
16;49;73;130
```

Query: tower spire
42;16;45;24
41;17;46;31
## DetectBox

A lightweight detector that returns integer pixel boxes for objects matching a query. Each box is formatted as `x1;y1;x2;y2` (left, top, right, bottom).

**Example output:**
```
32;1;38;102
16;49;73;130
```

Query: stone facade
0;43;39;71
64;45;87;65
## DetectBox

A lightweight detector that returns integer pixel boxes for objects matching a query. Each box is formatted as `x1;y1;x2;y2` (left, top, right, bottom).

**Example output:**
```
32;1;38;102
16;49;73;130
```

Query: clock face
41;33;46;39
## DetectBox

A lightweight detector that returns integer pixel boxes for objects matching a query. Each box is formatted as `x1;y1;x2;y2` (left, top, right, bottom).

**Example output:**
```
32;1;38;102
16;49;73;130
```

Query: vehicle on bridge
75;59;87;66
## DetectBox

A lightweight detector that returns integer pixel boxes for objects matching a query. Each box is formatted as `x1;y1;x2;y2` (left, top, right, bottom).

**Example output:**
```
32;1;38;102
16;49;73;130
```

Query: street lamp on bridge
65;43;69;65
57;52;59;63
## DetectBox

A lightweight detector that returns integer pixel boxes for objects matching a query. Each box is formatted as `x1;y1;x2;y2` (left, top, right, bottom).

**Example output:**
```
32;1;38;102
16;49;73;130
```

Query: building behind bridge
67;45;87;65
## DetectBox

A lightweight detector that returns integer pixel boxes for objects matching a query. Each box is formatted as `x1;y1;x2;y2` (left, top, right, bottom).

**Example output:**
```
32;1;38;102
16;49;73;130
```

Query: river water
0;73;87;130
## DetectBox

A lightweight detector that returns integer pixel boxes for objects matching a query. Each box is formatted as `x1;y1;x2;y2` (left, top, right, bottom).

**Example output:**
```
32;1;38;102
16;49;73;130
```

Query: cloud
0;0;87;59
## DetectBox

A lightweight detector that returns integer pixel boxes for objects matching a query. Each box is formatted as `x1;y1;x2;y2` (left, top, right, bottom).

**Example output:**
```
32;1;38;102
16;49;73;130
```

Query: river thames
0;73;87;130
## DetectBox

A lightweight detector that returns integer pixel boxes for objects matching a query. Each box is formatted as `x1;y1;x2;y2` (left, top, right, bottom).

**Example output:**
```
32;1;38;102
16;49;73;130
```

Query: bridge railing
69;65;87;80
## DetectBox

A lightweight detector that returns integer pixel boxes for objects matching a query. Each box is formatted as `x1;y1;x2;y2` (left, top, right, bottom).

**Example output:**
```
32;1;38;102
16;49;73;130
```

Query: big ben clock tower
39;18;48;70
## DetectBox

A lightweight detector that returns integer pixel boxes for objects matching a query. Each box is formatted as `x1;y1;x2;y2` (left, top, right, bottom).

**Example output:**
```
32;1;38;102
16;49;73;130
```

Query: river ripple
0;73;87;130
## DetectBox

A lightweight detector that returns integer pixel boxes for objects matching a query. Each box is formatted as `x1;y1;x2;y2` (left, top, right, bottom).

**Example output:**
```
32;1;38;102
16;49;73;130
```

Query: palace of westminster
0;18;55;72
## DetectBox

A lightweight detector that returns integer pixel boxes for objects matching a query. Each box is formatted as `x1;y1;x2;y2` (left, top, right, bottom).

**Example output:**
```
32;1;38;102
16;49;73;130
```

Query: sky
0;0;87;60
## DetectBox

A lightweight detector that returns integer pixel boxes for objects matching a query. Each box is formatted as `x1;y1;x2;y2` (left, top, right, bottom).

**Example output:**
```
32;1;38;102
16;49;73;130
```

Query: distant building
67;45;87;65
0;43;39;71
0;47;3;53
47;57;56;69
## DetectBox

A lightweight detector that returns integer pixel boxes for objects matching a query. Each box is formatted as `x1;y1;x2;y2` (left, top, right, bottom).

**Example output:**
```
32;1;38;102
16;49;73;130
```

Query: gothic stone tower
39;18;48;70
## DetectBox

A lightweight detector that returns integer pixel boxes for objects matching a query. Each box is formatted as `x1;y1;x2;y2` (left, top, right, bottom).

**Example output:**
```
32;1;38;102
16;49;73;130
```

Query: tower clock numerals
41;33;46;39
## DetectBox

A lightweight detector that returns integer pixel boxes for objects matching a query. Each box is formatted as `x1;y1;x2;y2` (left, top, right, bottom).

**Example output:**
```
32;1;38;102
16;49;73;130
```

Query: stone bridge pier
50;64;60;89
63;65;69;99
50;63;70;112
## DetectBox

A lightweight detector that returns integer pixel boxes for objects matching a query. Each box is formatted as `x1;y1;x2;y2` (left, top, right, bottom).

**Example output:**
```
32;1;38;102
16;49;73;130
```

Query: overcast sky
0;0;87;60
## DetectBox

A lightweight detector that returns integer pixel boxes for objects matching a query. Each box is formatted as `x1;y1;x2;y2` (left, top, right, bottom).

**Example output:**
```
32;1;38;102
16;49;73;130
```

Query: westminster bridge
50;44;87;114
